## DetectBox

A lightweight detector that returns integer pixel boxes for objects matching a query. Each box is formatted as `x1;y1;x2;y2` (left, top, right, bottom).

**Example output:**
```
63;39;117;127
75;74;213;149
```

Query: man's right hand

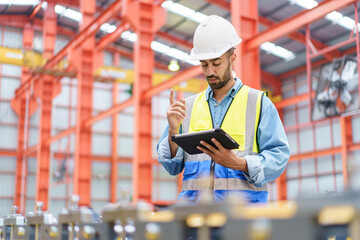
167;89;186;158
167;89;186;135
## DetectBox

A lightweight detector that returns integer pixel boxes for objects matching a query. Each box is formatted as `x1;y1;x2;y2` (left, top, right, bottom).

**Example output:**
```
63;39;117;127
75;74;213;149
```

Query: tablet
171;128;239;155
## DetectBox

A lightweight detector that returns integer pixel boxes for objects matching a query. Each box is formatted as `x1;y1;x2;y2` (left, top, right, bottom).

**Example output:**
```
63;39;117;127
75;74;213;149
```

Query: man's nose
206;65;215;76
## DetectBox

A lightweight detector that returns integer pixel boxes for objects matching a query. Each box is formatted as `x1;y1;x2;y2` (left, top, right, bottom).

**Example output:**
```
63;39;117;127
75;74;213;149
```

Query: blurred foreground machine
0;192;360;240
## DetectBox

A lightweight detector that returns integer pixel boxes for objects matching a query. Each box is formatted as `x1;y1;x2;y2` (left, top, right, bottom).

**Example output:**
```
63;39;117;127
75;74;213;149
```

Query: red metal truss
71;0;96;207
122;0;166;203
232;0;261;91
29;0;45;21
96;22;131;52
244;0;358;50
34;0;60;211
13;24;34;214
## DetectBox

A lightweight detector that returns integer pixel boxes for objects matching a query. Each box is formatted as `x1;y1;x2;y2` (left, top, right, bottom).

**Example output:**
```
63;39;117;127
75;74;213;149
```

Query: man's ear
230;53;236;64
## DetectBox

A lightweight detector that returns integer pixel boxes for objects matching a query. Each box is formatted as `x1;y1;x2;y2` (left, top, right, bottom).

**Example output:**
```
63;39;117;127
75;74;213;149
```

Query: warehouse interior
0;0;360;239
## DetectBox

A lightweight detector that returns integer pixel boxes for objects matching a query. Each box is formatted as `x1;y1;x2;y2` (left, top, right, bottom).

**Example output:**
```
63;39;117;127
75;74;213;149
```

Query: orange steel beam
156;31;193;49
35;0;58;211
232;0;261;89
110;53;119;203
340;116;352;190
96;22;131;52
275;93;308;109
289;147;342;162
14;23;34;214
72;0;96;207
244;0;358;50
14;0;124;98
29;0;44;20
125;0;166;203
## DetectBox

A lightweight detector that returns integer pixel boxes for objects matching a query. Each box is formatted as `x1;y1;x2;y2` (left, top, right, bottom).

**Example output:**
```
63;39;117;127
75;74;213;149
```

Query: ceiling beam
244;0;358;50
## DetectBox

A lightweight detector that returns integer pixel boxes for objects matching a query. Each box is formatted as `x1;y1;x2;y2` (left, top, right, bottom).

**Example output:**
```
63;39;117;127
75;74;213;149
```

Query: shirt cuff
158;136;183;162
243;155;265;187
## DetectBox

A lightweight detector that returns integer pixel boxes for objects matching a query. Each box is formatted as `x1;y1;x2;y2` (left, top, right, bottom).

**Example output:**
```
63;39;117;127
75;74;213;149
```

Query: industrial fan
312;55;359;120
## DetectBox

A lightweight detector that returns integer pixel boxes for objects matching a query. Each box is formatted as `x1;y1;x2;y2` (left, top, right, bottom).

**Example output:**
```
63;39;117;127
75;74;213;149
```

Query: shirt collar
205;77;243;101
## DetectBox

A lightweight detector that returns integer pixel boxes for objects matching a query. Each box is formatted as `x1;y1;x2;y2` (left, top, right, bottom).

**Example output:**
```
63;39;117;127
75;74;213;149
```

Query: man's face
200;52;234;90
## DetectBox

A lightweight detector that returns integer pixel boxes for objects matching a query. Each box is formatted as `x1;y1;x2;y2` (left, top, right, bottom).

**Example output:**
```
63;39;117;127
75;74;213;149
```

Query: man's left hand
197;138;248;172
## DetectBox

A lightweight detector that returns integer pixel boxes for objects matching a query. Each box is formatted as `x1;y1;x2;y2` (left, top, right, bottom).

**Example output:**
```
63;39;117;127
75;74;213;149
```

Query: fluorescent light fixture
41;1;47;9
151;41;170;54
261;41;296;61
100;23;117;33
63;8;82;21
161;0;207;24
54;5;66;15
191;12;208;23
325;11;343;24
168;60;180;71
289;0;318;9
0;0;39;5
121;31;137;42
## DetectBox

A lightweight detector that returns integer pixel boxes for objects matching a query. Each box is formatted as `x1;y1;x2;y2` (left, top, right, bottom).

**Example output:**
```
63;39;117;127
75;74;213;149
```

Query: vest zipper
210;159;215;190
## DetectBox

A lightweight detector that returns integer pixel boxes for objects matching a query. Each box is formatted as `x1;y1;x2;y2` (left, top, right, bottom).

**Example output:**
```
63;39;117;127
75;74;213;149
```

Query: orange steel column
340;116;352;190
72;0;96;207
13;23;34;213
111;53;119;203
123;0;166;202
232;0;261;89
34;0;58;211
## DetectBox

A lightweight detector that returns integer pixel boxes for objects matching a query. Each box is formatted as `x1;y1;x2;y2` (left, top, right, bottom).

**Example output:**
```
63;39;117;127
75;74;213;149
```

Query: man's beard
207;63;232;90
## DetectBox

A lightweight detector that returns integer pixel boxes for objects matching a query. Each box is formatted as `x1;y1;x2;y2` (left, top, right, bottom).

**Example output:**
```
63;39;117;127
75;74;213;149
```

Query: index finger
169;88;175;105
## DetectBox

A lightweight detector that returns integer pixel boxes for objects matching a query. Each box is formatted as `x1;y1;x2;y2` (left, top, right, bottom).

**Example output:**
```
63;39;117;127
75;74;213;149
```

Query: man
157;15;290;203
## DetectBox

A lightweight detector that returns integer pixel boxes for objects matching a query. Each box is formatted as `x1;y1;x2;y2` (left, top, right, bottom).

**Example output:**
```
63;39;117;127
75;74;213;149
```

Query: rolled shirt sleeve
243;96;290;186
157;126;185;176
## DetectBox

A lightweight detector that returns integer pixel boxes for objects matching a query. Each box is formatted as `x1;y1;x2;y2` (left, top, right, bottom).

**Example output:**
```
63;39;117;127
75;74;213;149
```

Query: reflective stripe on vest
181;85;267;194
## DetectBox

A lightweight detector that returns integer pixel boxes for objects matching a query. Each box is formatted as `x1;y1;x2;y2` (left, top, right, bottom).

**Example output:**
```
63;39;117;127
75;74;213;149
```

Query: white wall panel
0;102;18;123
316;155;333;174
334;154;342;171
336;174;344;192
286;179;299;199
300;158;315;176
0;77;20;99
29;108;39;125
0;125;17;149
1;64;21;77
286;162;298;178
93;89;112;110
49;200;67;217
118;163;132;177
300;177;317;196
91;178;110;200
315;123;331;150
53;81;77;106
152;180;177;201
0;199;13;216
283;106;296;127
117;180;132;200
267;181;277;202
28;127;38;147
92;134;111;155
26;175;36;197
117;136;133;157
55;35;69;54
50;183;67;198
332;120;341;147
27;158;37;172
0;156;16;171
299;127;314;153
52;108;71;129
0;174;15;196
318;175;336;195
352;116;360;143
92;162;110;175
104;51;113;66
297;105;309;124
152;118;168;138
3;27;22;48
92;117;111;132
26;199;35;213
118;114;133;134
287;131;298;155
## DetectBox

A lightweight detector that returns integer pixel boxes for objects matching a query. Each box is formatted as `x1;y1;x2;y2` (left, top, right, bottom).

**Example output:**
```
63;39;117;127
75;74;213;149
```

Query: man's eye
201;65;208;68
213;63;220;66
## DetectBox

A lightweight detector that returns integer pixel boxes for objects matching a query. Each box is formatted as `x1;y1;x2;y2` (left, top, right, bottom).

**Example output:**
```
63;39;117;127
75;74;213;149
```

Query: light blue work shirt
157;78;290;187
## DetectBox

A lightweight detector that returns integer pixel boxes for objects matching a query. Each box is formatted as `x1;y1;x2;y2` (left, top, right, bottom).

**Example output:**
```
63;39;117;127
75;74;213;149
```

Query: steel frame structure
1;0;358;213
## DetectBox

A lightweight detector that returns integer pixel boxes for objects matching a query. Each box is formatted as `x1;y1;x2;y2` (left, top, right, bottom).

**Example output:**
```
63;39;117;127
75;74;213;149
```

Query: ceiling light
0;0;39;5
168;60;180;71
100;23;116;33
289;0;318;9
261;42;296;61
63;8;82;22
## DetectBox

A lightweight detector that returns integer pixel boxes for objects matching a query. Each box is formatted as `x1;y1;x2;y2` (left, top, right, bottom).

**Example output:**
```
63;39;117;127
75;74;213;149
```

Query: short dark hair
225;47;235;58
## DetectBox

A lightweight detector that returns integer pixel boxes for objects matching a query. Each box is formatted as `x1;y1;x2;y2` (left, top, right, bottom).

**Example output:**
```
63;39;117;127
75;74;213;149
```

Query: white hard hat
189;15;241;60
